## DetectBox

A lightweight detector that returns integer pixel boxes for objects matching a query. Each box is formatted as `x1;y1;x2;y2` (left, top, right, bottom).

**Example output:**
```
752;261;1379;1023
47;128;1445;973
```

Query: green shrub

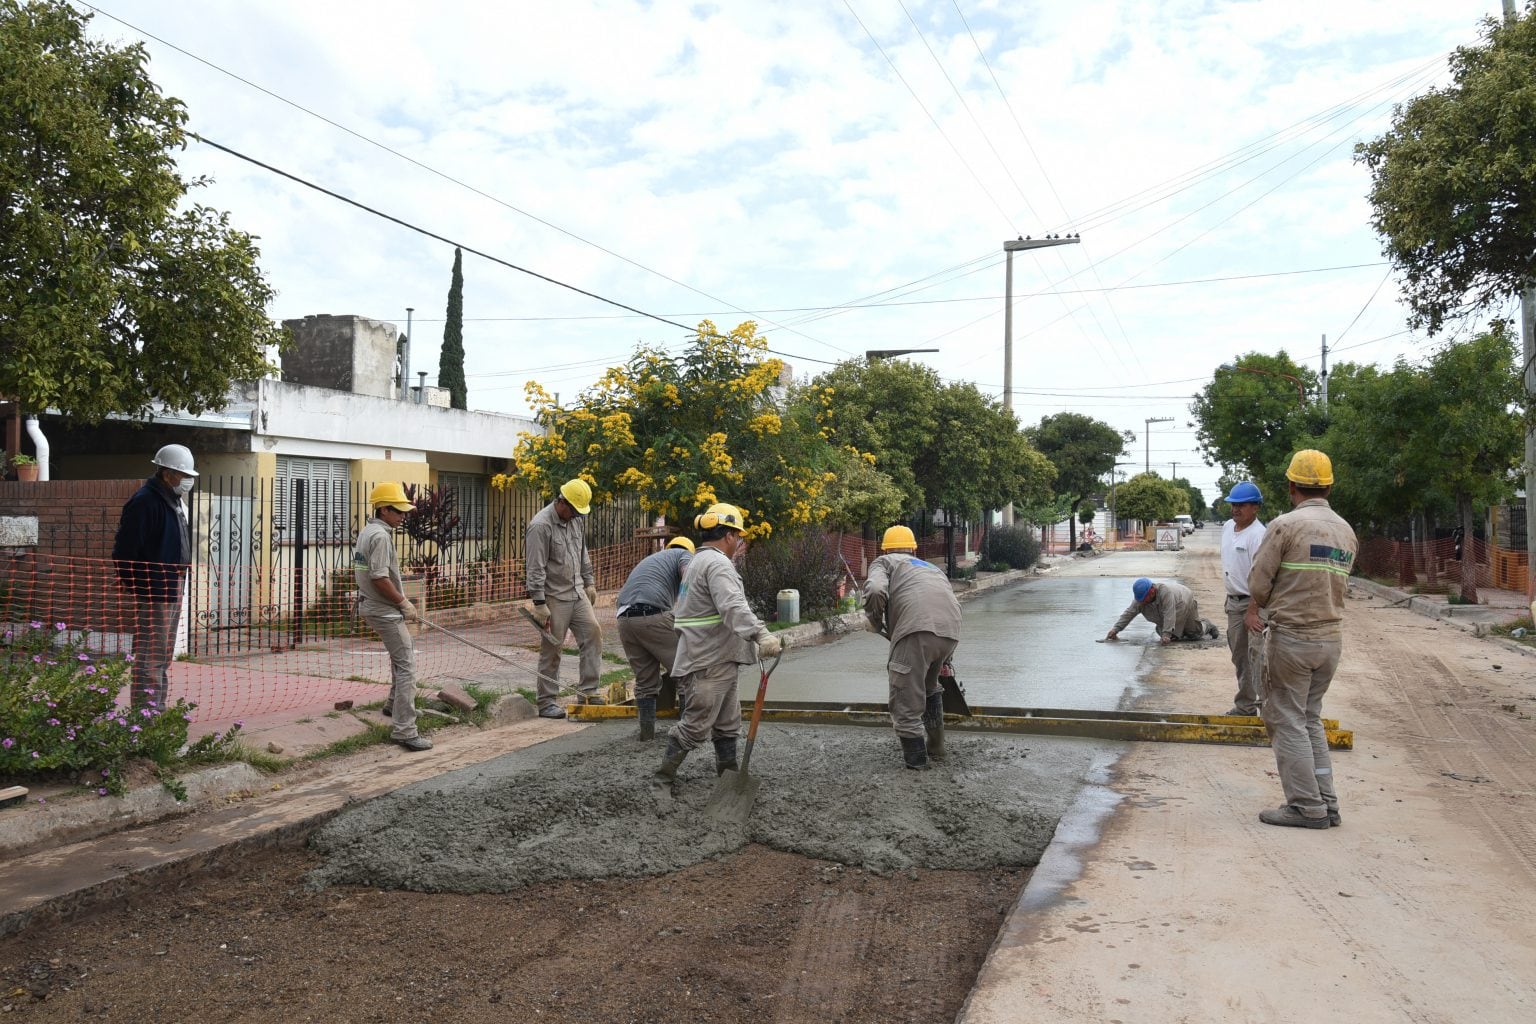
742;531;843;621
0;621;195;796
985;525;1041;570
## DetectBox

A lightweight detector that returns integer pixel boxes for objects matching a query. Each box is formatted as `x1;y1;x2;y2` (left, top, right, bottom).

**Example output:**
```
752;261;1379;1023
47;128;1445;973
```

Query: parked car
1173;514;1195;535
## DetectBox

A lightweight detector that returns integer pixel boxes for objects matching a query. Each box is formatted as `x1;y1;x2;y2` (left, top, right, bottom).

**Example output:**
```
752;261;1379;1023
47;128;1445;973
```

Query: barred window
274;456;351;545
437;472;489;540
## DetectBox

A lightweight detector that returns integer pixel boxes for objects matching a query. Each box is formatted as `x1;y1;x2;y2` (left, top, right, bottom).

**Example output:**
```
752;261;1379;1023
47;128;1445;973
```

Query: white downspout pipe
24;416;49;481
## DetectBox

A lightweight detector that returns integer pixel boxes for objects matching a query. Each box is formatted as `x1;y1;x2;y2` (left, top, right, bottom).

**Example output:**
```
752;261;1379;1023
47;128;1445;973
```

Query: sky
77;0;1510;506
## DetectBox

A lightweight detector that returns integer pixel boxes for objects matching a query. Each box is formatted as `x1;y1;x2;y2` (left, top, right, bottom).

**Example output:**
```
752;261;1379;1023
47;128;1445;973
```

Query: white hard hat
152;444;198;477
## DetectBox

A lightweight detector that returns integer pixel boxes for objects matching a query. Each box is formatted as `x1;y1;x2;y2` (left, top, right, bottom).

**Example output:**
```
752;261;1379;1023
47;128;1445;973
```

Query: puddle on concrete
308;723;1117;893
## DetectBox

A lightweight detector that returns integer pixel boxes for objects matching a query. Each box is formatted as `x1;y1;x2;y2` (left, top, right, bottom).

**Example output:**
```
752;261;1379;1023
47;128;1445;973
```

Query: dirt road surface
960;530;1536;1023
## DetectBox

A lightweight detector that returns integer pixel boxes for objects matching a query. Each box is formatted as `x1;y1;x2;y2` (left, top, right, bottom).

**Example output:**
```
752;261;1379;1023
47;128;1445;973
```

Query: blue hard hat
1132;577;1153;602
1223;480;1263;505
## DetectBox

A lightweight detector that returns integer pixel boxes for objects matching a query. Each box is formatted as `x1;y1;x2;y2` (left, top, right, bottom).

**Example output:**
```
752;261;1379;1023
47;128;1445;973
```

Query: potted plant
10;453;38;482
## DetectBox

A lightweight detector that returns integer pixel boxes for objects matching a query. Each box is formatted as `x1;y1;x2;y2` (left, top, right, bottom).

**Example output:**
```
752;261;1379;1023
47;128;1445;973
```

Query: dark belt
619;603;665;618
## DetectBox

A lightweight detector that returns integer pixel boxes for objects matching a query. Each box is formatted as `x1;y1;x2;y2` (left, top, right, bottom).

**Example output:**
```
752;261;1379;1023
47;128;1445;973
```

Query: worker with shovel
864;525;961;770
617;536;694;740
525;478;605;719
653;503;784;788
353;482;431;752
1105;577;1219;645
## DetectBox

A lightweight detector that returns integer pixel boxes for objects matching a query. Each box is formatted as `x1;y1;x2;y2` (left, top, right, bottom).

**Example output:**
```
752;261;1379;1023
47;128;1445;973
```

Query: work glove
529;601;552;627
398;599;419;622
585;584;598;607
758;633;785;658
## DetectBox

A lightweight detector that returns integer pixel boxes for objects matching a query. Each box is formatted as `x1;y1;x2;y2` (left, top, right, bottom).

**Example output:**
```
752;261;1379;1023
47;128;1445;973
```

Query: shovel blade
940;672;972;716
704;768;760;824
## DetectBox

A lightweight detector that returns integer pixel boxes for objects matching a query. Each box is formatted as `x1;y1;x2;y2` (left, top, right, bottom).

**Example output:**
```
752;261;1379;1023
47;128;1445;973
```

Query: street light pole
1144;416;1173;474
1002;234;1080;526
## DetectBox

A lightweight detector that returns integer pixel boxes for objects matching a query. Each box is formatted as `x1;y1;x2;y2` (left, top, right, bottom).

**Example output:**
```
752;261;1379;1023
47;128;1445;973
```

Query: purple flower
1;738;12;749
130;725;142;733
55;622;66;631
97;787;108;796
83;666;97;675
125;653;135;663
28;620;41;629
234;720;245;728
77;653;91;662
101;769;110;778
141;709;154;718
182;714;193;722
30;655;41;663
47;718;59;726
31;751;40;759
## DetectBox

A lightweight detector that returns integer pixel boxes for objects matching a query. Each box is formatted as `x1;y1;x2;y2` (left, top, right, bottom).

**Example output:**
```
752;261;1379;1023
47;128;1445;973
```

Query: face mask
174;477;194;497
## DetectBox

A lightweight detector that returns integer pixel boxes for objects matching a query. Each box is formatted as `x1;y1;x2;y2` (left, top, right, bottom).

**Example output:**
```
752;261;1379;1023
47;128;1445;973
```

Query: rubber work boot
900;735;930;771
381;701;393;718
1258;804;1330;829
713;736;739;776
1327;806;1342;827
394;735;433;752
653;734;688;787
538;704;567;720
922;691;946;762
637;697;657;741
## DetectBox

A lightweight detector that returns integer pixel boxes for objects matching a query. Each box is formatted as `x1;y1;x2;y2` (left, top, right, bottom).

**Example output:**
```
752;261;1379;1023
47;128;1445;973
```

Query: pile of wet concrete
308;723;1100;893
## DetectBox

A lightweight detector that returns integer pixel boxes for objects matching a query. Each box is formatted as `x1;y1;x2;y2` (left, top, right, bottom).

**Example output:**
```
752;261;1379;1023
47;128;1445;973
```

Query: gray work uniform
864;553;961;739
1221;518;1268;715
525;500;601;709
353;517;419;741
1110;580;1213;641
616;546;691;700
1248;497;1357;821
670;547;770;751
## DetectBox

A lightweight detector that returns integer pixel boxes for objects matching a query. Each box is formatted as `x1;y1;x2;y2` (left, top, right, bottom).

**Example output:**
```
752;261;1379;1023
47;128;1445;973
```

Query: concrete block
0;516;37;547
491;693;537;722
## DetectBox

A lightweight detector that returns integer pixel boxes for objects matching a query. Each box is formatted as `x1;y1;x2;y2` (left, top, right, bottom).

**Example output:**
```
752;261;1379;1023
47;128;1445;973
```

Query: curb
1349;577;1536;660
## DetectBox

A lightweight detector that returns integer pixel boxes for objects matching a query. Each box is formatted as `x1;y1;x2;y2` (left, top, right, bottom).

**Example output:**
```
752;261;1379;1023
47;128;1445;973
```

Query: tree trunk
1458;492;1479;605
1068;498;1080;548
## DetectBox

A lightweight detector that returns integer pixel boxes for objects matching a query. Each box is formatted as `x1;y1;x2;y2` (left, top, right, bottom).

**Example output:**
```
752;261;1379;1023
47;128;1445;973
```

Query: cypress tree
439;247;468;409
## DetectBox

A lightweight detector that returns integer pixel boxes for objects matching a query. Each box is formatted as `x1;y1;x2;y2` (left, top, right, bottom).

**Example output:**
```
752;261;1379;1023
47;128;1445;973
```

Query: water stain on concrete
308;723;1113;893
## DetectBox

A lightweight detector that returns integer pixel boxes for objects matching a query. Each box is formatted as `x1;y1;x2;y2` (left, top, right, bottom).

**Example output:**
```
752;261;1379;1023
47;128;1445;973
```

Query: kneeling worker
354;482;431;751
617;536;694;740
1105;577;1218;645
653;503;784;787
864;525;961;770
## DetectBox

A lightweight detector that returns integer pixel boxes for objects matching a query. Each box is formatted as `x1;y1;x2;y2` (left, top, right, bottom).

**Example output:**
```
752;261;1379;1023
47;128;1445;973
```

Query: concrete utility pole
1002;233;1081;525
1510;0;1536;603
1144;416;1173;474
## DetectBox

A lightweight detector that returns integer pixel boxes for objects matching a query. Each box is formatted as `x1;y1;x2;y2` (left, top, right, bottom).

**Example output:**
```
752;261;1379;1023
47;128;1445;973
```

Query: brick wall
0;479;140;558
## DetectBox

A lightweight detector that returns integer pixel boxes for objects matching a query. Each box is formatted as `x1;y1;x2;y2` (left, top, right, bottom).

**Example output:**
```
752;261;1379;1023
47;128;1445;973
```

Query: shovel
939;658;972;716
705;649;783;824
518;605;564;648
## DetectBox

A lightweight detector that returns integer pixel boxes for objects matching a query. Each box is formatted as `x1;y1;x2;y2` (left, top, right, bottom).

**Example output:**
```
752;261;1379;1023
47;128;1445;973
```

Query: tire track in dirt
1363;636;1536;886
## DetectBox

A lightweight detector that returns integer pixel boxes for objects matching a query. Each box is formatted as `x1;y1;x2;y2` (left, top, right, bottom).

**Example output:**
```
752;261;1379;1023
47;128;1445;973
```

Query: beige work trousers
617;611;678;700
537;595;603;710
362;606;419;740
1259;627;1341;819
670;661;744;751
886;631;958;739
1224;594;1262;715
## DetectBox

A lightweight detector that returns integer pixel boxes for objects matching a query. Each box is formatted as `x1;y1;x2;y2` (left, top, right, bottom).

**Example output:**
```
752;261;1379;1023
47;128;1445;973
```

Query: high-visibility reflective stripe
1279;561;1351;576
676;614;723;627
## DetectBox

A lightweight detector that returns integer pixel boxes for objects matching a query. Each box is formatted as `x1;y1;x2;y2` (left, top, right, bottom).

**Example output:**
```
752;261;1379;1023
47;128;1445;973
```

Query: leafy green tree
918;381;1055;520
1171;477;1208;519
810;359;941;509
1113;473;1187;527
820;450;906;533
438;247;467;409
1190;352;1318;503
1356;4;1536;335
0;0;280;422
503;320;847;540
1026;412;1132;548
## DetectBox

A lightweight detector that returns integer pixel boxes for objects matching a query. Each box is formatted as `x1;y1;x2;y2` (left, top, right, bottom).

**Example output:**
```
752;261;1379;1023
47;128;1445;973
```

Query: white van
1174;514;1195;535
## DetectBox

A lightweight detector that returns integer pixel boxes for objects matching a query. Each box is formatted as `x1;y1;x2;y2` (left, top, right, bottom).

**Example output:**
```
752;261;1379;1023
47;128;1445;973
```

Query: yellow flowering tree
498;321;852;540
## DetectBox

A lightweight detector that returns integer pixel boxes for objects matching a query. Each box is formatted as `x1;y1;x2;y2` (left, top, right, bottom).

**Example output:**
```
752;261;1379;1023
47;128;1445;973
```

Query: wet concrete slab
770;577;1153;710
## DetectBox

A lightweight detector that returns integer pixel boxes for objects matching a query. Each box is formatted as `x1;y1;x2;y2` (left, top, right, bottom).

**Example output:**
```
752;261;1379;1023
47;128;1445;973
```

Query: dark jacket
112;475;190;601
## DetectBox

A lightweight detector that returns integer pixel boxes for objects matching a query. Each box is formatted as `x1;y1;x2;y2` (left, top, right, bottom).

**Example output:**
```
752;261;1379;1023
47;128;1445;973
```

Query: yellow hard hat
881;525;917;551
368;482;414;512
1285;449;1334;487
694;502;745;532
559;478;592;515
666;536;695;553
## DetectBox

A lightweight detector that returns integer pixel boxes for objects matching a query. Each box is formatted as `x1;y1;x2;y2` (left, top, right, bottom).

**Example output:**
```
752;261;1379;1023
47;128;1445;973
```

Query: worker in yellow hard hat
524;478;603;718
1245;449;1358;829
354;482;430;751
863;524;962;770
616;534;696;740
653;502;786;789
